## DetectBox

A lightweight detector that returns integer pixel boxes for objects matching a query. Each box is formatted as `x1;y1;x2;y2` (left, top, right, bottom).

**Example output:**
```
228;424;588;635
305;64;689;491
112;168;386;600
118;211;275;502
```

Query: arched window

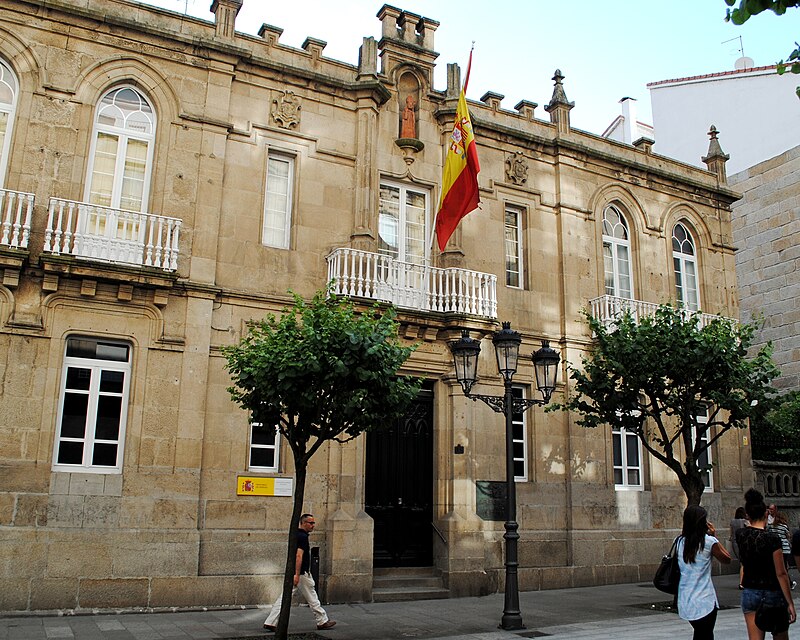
0;59;19;188
602;204;633;299
672;222;699;311
85;86;155;212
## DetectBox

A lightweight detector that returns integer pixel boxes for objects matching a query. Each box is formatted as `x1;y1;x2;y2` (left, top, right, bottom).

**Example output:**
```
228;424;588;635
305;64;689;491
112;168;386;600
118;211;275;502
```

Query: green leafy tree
551;305;778;507
725;0;800;96
223;289;420;640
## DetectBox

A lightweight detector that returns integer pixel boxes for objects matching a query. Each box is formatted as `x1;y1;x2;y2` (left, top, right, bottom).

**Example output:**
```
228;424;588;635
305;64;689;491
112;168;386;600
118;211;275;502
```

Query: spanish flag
435;51;480;252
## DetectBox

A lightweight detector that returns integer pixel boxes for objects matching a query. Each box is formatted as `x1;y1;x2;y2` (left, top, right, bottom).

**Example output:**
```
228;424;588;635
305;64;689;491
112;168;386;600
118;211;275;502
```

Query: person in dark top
263;513;336;632
736;488;796;639
793;527;800;571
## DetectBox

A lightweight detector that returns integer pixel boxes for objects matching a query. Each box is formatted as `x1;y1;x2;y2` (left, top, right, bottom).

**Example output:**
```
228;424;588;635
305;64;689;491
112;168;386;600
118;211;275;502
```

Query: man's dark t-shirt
737;527;782;590
297;529;311;574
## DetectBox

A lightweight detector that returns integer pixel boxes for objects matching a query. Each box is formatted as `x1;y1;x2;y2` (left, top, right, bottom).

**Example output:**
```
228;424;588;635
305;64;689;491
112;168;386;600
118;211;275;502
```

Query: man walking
263;514;336;632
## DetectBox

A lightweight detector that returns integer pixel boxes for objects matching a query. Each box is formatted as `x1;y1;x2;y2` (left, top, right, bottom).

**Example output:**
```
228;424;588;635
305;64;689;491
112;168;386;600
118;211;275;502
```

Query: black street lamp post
449;322;560;631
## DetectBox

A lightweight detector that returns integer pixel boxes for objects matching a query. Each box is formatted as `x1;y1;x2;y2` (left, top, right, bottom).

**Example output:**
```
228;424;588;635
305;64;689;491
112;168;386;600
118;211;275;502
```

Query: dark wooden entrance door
365;382;433;567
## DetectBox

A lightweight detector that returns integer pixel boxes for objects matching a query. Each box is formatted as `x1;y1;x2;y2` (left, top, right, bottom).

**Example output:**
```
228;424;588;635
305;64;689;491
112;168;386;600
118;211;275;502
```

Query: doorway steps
372;567;449;602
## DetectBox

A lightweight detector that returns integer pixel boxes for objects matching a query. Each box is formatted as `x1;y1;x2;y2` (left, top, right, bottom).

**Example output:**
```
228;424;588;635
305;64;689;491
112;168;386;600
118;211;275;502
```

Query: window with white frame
612;424;643;489
512;386;528;481
692;407;713;491
53;337;132;473
378;181;429;265
504;206;524;288
262;152;294;248
602;204;633;299
673;222;699;311
0;59;18;188
249;422;280;472
86;86;155;213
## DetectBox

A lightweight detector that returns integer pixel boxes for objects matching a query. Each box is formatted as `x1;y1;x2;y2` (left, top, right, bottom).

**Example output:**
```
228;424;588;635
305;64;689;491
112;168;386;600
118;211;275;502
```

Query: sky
137;0;799;136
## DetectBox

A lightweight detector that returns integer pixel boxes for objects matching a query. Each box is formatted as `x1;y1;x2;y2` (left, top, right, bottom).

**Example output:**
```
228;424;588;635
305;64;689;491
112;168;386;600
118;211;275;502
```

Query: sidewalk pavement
0;573;782;640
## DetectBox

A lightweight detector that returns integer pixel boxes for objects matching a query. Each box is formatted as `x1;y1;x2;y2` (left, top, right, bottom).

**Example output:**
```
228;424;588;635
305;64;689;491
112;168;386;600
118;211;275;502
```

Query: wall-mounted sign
237;476;293;497
476;480;507;521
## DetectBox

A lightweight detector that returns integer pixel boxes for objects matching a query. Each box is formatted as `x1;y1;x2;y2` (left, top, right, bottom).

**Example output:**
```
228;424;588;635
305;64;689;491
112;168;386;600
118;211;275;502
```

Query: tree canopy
551;305;778;506
223;289;420;639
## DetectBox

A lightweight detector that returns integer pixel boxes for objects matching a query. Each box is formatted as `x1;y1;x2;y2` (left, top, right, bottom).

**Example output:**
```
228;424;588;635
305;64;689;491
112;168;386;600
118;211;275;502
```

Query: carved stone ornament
505;152;528;185
272;90;302;129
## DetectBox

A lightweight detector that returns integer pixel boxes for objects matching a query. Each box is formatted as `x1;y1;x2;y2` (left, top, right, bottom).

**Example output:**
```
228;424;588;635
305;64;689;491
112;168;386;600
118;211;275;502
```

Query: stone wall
730;146;800;392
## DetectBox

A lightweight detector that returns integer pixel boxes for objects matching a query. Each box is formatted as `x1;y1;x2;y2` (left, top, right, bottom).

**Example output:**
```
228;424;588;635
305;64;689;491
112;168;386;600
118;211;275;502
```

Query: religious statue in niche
272;90;301;129
505;152;528;185
400;94;417;139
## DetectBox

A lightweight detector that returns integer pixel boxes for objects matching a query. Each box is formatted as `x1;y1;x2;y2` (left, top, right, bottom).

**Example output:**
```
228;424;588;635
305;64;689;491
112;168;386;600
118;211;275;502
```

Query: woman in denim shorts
737;488;796;639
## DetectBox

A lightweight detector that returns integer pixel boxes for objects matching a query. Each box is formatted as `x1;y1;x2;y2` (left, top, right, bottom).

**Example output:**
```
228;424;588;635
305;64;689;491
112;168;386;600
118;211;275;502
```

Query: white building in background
647;58;800;175
602;97;654;145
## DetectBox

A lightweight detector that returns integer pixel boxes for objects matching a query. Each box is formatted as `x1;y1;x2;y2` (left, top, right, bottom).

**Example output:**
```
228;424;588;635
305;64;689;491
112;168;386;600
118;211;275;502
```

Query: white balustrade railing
589;294;726;329
43;198;181;272
327;247;497;318
0;188;34;250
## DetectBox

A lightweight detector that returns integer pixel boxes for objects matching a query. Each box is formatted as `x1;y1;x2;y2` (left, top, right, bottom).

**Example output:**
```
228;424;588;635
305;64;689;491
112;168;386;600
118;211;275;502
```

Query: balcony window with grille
504;206;524;288
378;181;429;265
0;58;18;188
692;407;713;491
512;386;528;481
673;222;699;311
53;337;132;473
249;423;280;472
262;152;294;249
86;86;155;213
602;205;633;299
612;425;643;490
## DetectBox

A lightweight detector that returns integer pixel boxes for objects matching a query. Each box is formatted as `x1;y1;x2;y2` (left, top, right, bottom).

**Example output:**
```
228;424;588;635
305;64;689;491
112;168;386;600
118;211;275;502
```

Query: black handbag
653;536;680;594
755;601;790;633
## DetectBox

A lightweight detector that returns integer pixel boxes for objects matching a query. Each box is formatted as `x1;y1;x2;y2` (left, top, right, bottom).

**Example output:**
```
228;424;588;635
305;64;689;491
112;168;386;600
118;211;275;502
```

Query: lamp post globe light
449;322;560;631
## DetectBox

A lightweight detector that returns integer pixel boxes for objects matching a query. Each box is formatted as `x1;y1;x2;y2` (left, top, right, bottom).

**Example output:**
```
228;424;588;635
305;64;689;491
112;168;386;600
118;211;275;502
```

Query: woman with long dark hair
677;505;732;639
737;488;796;640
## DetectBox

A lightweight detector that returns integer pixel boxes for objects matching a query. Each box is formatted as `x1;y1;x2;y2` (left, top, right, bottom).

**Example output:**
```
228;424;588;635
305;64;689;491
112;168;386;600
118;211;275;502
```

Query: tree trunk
274;459;308;640
679;470;705;507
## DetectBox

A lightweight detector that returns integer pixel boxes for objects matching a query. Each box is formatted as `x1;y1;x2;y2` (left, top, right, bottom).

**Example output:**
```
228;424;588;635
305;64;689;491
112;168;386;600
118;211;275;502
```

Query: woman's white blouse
676;535;720;621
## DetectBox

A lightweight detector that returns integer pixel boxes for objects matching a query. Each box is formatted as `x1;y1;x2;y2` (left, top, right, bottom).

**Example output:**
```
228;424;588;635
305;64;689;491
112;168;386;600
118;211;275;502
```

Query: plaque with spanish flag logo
237;476;293;497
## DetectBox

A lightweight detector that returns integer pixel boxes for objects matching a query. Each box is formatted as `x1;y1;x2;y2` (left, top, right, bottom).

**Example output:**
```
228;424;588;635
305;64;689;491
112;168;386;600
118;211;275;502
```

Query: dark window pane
57;441;84;465
613;468;623;485
628;469;640;485
626;434;639;466
92;443;118;466
250;448;275;468
65;367;91;391
513;460;525;478
512;422;524;440
100;370;124;393
60;393;88;438
513;442;524;459
67;338;129;362
612;434;622;466
251;427;277;445
95;396;122;440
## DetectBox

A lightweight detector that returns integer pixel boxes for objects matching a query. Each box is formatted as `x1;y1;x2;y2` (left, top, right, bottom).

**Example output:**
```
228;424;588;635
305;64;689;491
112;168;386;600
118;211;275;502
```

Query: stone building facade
0;0;748;612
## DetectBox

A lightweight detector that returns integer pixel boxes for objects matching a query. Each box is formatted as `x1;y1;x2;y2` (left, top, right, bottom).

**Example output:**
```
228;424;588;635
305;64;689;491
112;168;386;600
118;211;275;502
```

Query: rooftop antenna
723;35;753;70
722;35;745;58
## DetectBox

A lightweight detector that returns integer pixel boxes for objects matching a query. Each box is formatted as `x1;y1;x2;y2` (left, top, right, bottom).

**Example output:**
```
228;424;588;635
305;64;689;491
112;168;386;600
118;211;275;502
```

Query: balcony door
377;181;430;309
80;86;156;261
365;381;433;567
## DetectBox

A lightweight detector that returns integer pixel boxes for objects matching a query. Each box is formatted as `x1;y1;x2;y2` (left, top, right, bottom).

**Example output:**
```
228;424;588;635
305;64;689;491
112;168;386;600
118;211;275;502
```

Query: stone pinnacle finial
545;69;574;133
702;125;730;183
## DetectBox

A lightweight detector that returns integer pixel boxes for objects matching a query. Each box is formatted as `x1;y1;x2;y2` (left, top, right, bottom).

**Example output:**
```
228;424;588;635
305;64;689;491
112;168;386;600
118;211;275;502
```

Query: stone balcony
589;294;723;328
43;197;181;272
0;187;34;250
327;247;497;319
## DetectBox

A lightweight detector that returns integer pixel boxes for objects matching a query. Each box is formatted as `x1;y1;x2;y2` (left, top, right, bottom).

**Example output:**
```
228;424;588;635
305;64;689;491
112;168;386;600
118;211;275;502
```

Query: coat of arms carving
505;152;528;185
272;90;302;129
